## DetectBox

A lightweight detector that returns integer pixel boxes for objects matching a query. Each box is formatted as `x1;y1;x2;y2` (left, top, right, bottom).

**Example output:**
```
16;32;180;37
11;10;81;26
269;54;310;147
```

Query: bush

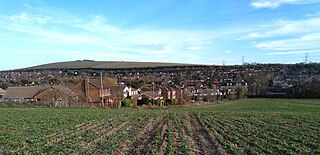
139;97;150;105
235;85;248;99
122;98;137;107
171;98;178;105
166;98;178;105
154;99;163;106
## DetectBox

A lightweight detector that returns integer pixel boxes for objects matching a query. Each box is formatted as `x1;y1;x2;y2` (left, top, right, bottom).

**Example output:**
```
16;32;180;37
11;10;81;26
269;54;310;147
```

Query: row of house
0;77;183;107
138;87;183;105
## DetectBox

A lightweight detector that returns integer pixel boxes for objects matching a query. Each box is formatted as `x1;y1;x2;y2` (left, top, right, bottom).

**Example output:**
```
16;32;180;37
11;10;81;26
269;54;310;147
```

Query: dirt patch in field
128;112;168;154
171;119;183;154
180;123;197;155
189;113;218;154
112;115;159;155
158;124;168;155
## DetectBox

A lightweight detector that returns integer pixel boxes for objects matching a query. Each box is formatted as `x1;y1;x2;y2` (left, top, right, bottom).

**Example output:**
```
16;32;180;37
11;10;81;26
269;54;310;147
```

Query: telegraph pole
152;82;155;105
305;53;308;64
242;56;244;65
118;74;122;108
100;72;104;108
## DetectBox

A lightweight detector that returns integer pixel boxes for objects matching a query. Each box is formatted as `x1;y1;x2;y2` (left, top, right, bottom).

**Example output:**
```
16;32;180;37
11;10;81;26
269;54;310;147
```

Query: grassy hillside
26;60;198;70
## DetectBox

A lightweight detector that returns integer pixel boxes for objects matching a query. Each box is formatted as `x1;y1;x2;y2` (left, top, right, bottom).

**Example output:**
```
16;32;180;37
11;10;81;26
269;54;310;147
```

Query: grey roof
3;86;48;99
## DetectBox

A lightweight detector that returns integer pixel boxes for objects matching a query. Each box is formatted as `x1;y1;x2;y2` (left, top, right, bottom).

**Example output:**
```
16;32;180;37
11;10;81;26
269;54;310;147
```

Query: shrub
122;98;137;107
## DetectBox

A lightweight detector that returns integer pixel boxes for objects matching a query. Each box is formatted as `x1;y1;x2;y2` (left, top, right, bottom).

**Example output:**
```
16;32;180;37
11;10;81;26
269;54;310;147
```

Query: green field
0;99;319;154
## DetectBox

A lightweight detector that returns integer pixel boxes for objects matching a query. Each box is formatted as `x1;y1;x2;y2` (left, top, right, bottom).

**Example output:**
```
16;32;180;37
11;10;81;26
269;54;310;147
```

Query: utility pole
152;82;155;105
100;72;104;108
223;60;225;66
242;56;244;65
305;53;308;64
118;75;122;108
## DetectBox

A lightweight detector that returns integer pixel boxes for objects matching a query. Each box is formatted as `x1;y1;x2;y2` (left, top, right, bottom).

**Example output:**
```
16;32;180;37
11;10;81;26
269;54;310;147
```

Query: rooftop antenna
304;53;308;64
223;60;225;66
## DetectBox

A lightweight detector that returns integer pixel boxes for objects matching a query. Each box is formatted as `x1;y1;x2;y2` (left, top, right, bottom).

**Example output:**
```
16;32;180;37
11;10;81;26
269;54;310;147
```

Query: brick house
160;87;172;99
168;87;177;99
72;77;111;103
72;78;136;107
34;86;86;106
173;87;183;101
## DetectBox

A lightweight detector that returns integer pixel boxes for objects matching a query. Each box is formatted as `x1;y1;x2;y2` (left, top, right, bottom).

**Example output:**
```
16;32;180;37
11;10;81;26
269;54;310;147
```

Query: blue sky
0;0;320;70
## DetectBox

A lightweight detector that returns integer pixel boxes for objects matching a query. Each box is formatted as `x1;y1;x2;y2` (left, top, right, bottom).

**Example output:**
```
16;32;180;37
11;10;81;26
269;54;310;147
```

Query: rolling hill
26;60;200;70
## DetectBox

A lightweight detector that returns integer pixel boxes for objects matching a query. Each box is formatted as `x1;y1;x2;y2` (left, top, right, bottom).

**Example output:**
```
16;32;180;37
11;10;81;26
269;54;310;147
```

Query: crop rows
0;99;319;154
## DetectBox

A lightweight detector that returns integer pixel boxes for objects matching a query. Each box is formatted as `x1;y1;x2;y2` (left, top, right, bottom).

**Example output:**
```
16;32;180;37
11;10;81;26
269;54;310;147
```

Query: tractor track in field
128;112;168;154
158;124;169;155
112;114;158;155
189;113;218;155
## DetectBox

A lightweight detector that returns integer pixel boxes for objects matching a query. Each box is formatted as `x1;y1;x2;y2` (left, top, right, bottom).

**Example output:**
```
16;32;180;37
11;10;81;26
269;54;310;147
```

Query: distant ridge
25;60;201;70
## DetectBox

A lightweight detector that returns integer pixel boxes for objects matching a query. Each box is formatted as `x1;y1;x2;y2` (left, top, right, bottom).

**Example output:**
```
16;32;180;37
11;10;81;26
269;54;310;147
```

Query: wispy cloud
242;14;320;56
255;32;320;50
10;12;51;24
76;15;121;34
245;16;320;39
224;50;232;54
0;9;249;61
266;49;320;55
250;0;320;9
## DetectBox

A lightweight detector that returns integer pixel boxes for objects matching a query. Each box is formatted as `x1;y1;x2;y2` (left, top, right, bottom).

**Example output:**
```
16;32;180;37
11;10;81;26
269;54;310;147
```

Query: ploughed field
0;99;319;154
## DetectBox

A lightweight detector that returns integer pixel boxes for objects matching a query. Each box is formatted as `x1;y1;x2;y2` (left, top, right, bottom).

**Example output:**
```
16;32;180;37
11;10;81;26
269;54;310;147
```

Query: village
0;75;238;108
0;63;319;108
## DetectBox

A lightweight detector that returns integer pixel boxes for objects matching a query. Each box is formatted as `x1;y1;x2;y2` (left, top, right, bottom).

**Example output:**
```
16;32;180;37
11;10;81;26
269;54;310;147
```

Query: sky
0;0;320;70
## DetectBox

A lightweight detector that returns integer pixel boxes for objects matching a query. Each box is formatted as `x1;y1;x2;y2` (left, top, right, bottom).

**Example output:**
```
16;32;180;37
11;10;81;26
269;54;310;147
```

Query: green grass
183;98;320;113
0;98;319;154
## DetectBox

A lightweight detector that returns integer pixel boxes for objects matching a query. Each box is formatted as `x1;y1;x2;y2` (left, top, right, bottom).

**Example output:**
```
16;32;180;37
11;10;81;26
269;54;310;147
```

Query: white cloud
224;50;232;54
255;33;320;50
266;49;320;55
10;13;30;22
0;7;255;65
77;15;121;34
10;12;51;24
23;3;33;9
250;0;320;9
187;46;204;51
247;32;261;38
0;21;95;43
1;12;219;57
245;17;320;39
243;14;320;55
